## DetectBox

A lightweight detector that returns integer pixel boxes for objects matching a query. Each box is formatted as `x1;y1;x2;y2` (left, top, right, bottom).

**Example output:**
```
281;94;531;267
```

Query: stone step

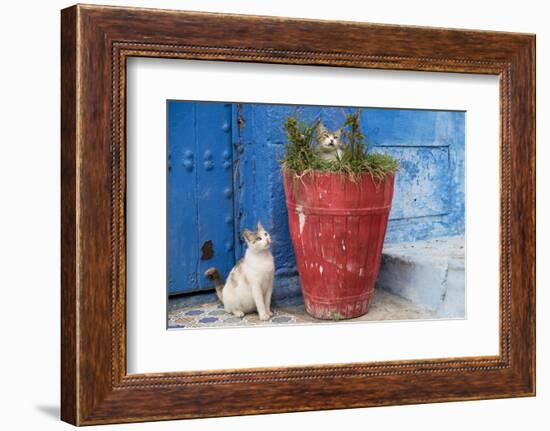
376;236;465;318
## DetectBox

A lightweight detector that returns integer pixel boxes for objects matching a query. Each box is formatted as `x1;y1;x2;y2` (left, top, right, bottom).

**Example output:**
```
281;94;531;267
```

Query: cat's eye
256;237;262;241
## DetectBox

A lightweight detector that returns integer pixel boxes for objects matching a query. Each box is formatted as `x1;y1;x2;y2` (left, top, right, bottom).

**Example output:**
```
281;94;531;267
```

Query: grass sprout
280;110;399;181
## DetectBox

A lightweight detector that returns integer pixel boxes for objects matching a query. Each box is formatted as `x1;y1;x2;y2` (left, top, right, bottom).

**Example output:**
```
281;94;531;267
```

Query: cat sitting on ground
205;222;275;321
316;122;345;161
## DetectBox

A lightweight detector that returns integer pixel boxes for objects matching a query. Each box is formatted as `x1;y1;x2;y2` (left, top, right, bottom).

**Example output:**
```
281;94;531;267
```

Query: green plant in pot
280;110;399;320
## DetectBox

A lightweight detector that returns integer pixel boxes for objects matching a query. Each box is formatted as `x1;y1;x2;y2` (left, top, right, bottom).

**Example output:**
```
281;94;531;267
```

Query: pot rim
282;168;395;182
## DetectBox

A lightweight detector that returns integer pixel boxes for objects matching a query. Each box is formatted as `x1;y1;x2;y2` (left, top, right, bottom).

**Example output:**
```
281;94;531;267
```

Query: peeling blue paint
167;102;465;296
366;109;465;243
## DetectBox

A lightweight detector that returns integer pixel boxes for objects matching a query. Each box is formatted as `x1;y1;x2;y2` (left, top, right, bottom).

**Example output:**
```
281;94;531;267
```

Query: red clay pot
283;170;395;320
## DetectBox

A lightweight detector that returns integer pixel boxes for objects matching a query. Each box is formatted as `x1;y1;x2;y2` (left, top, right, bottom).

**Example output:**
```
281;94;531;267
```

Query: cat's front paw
267;310;274;317
232;310;245;318
259;312;271;321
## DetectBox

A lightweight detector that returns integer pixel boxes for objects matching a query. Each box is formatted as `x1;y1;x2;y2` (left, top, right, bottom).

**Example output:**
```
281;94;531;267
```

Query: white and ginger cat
316;122;345;161
205;222;275;320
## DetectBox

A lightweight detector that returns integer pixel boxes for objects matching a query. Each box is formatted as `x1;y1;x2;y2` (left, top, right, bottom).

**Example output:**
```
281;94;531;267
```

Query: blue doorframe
167;101;236;295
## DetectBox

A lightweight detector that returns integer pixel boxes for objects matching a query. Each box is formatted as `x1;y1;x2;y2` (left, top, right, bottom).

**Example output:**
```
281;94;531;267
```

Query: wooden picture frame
61;4;535;425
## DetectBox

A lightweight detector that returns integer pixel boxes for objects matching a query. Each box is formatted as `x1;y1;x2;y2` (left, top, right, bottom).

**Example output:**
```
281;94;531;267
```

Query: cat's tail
205;267;224;302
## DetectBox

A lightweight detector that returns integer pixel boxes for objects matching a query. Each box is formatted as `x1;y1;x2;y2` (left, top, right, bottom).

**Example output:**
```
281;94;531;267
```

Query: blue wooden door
167;101;236;295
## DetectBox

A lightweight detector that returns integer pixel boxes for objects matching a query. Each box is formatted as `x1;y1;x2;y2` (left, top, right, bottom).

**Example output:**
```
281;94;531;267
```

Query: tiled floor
167;288;436;329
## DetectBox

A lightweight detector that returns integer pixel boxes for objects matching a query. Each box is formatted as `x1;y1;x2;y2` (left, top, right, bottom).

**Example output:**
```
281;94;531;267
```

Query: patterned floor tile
167;288;436;330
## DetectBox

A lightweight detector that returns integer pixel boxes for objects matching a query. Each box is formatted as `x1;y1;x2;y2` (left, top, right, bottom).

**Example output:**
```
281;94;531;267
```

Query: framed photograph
61;4;535;425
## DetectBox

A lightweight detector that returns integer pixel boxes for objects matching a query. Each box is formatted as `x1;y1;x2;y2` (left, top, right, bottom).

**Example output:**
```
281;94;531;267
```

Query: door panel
167;101;235;295
195;103;236;290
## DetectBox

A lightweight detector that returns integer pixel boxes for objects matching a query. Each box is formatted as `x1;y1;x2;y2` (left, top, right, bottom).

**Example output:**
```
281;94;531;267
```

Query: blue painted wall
167;101;465;295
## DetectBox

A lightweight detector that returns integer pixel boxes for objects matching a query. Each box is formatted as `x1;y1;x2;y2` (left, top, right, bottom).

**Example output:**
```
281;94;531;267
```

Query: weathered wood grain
61;4;535;425
61;5;78;425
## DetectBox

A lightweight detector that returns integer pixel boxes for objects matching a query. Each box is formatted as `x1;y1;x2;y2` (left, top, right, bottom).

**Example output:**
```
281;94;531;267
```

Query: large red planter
283;171;395;320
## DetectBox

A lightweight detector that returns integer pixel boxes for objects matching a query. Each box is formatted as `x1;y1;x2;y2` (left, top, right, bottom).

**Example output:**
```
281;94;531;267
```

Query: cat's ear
335;128;343;138
317;122;326;134
243;229;253;243
257;221;265;232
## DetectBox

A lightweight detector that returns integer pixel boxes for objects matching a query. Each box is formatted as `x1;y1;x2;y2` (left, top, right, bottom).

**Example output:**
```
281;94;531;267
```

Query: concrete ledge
376;236;465;318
